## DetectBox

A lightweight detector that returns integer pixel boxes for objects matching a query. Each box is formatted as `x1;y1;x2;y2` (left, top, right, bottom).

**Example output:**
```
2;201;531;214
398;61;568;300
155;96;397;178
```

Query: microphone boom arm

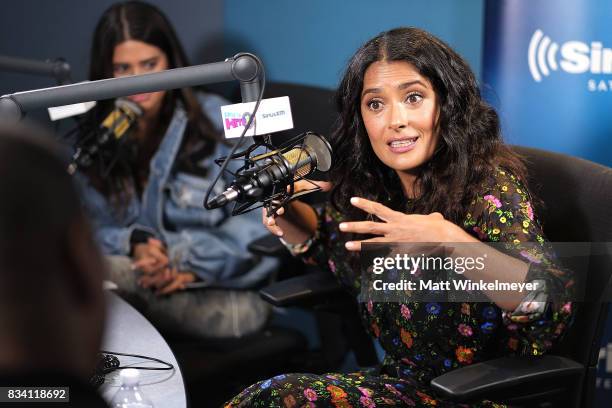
0;53;262;121
0;55;72;85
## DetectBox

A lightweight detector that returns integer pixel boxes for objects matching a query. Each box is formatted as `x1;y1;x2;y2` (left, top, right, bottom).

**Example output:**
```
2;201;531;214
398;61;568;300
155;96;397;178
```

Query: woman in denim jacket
76;1;276;338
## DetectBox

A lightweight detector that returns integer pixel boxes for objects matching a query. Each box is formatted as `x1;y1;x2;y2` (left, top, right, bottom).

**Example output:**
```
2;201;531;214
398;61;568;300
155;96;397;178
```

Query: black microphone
67;98;142;174
207;132;332;209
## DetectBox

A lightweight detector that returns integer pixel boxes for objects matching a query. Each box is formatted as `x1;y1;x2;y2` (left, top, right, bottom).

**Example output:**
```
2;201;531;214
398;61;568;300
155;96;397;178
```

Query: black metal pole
0;55;72;84
0;53;262;122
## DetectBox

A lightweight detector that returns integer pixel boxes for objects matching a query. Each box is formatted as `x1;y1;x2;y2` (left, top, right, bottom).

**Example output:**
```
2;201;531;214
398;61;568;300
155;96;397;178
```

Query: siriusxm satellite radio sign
528;29;612;89
484;2;611;406
483;0;612;167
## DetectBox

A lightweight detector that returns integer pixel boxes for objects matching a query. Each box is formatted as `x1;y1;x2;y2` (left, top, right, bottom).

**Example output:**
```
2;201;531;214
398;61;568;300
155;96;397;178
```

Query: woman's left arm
341;170;574;355
463;170;575;356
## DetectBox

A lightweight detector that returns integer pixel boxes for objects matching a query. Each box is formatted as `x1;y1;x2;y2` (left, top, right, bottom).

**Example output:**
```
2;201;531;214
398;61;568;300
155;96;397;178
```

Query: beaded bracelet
279;236;314;256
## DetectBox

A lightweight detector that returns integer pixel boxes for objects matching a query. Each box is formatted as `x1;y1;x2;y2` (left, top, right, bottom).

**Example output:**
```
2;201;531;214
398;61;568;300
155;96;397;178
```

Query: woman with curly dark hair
226;27;574;407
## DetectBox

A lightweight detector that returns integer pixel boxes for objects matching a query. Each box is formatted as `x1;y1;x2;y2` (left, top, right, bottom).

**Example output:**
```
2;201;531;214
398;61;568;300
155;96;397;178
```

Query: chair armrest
259;272;343;307
247;233;288;257
430;355;584;402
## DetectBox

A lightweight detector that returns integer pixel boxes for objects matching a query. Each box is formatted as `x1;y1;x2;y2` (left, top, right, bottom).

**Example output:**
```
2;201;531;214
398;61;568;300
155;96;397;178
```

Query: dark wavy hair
84;0;219;202
331;27;527;224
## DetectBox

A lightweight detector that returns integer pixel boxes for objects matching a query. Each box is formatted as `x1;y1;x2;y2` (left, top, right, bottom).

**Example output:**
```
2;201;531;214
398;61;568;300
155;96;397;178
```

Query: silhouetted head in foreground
0;123;106;379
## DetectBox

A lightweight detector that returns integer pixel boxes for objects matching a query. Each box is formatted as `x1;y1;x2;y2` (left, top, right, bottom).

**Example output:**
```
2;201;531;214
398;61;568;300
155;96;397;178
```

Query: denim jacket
76;93;277;288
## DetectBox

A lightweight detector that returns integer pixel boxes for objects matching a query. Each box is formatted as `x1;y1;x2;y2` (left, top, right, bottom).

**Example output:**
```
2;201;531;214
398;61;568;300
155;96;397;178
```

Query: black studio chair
263;81;337;138
259;147;612;407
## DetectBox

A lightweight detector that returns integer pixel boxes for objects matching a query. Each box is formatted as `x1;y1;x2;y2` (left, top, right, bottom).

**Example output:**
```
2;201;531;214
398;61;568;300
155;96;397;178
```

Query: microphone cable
90;350;174;388
203;53;266;210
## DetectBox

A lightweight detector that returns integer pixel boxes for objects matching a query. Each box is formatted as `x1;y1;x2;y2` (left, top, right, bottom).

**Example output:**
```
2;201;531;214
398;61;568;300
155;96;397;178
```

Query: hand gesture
339;197;467;251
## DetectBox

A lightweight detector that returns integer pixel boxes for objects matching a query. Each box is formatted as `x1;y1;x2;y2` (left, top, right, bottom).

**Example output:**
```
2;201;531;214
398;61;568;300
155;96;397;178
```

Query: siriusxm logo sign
528;29;612;90
220;97;294;139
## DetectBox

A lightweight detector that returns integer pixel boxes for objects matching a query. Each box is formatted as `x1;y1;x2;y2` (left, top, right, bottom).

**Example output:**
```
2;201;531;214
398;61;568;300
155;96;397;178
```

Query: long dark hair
84;0;219;202
331;27;527;224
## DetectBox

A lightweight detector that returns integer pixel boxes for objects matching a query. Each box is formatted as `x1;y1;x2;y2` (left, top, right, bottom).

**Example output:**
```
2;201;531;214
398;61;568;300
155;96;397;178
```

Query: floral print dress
226;169;575;408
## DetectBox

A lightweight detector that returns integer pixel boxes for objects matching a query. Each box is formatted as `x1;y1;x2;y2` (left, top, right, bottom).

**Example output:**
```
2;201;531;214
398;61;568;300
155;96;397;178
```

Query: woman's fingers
339;220;391;235
264;202;285;218
268;221;284;237
262;208;284;236
155;271;193;296
147;238;164;248
293;179;332;193
344;236;388;252
139;267;177;290
147;245;169;266
133;242;168;272
147;238;166;252
161;267;172;284
132;257;162;274
156;278;183;295
349;197;402;222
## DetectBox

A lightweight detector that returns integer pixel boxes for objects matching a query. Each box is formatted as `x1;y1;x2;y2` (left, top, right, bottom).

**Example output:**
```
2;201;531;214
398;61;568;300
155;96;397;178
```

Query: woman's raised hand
339;197;471;250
